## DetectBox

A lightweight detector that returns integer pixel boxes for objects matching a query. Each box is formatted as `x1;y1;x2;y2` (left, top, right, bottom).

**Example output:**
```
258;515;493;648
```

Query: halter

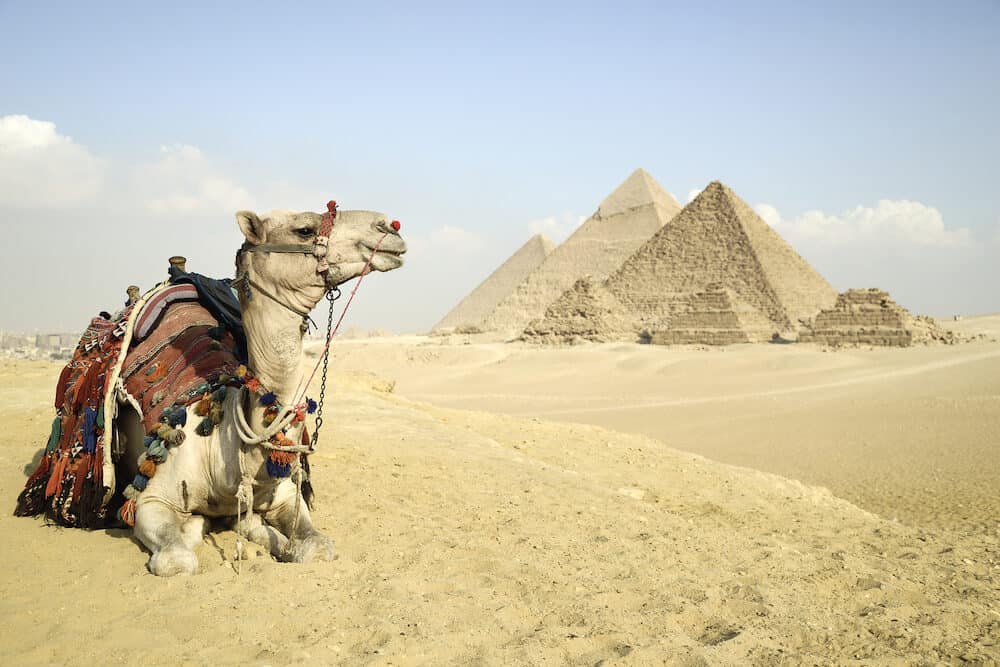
241;199;338;269
235;200;339;332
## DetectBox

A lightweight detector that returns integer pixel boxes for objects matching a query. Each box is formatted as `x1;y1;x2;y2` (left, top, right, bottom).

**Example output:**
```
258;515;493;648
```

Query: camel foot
284;532;336;563
148;544;199;577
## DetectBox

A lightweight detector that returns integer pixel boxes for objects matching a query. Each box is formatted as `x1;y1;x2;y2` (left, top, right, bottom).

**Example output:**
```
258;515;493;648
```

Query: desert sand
1;329;999;664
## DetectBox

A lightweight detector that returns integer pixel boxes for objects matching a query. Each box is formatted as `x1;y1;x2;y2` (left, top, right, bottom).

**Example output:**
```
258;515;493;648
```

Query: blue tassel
143;435;155;447
259;392;277;406
266;458;292;478
82;407;98;453
196;416;214;437
133;474;148;491
167;407;187;428
147;440;168;463
306;398;317;414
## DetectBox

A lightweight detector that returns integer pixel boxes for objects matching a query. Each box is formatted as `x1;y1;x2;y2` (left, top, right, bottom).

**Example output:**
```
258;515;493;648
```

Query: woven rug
16;281;242;527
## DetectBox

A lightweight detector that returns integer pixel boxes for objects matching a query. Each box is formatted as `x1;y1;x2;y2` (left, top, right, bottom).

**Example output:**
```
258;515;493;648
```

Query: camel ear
236;210;264;244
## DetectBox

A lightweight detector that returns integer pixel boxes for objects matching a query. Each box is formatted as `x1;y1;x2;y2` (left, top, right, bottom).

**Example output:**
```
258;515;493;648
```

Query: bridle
235;200;340;333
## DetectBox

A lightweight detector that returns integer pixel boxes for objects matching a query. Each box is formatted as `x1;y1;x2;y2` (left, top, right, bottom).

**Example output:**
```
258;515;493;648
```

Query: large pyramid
481;169;681;335
524;181;838;343
433;234;555;331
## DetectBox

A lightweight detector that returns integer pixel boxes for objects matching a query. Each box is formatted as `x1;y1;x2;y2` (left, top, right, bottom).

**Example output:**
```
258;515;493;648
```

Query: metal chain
311;286;340;449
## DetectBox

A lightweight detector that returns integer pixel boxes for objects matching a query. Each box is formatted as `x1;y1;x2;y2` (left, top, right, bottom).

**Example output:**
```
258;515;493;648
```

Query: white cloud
755;199;971;248
687;188;701;203
527;212;585;243
134;143;254;216
0;114;107;207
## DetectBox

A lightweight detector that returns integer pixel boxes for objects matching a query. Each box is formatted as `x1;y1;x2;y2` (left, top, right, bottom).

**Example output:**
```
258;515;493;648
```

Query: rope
232;386;312;452
295;230;391;407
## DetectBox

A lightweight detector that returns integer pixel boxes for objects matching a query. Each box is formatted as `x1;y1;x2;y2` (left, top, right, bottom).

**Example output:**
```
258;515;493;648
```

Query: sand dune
2;349;998;664
330;337;1000;538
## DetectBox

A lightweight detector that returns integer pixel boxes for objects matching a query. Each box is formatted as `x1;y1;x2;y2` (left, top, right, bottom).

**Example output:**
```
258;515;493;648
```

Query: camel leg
263;478;335;563
134;500;200;576
236;511;289;557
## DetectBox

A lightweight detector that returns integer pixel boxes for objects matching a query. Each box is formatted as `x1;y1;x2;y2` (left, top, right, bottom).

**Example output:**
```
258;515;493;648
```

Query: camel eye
295;227;315;239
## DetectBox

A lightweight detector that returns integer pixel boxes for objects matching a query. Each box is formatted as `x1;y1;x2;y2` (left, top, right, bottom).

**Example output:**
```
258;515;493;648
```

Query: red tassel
54;363;74;408
23;452;52;487
120;498;136;527
45;456;68;498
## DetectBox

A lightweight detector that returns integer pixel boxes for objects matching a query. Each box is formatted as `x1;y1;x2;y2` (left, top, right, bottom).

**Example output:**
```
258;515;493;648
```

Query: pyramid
527;181;838;343
481;169;681;334
433;234;555;331
521;277;632;344
646;283;777;345
798;289;957;347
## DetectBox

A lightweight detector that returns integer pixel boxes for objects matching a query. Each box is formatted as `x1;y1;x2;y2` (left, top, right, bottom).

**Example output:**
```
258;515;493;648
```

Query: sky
1;1;998;334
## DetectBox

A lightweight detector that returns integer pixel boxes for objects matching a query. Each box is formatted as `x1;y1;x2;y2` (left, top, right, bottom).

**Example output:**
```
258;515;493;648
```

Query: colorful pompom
194;397;212;416
163;428;185;446
259;391;277;406
146;439;168;463
120;499;136;527
132;474;148;492
166;407;187;428
196;416;214;437
306;398;317;414
139;459;157;478
236;365;248;378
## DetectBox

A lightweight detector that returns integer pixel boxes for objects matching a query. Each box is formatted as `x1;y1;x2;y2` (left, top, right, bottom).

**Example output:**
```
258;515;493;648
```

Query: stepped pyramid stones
524;180;838;345
522;277;631;344
481;169;681;335
799;289;956;346
647;283;777;345
433;234;555;332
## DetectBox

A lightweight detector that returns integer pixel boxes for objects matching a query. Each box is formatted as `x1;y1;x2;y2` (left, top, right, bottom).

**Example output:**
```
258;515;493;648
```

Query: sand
1;330;999;664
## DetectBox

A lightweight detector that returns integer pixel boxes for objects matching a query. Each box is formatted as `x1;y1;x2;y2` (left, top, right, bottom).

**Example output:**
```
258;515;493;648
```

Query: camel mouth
359;237;407;270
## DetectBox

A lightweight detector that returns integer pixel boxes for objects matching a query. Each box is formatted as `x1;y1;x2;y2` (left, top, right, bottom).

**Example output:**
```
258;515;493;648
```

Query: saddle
15;275;245;528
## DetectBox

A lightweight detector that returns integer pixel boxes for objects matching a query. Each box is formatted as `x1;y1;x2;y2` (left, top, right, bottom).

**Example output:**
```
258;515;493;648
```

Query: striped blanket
16;280;242;527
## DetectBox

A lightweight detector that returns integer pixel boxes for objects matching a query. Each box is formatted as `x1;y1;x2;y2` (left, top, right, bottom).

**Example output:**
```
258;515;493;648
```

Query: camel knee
148;544;198;577
284;532;336;564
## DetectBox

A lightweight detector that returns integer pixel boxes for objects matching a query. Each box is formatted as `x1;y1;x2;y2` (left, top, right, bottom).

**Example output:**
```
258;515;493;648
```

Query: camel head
235;207;406;314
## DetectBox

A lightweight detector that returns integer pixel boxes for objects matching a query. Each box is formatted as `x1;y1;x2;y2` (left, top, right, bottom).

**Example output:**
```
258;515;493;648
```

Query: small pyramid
646;284;776;345
522;277;631;344
481;169;681;335
529;180;838;344
798;289;957;346
433;234;555;331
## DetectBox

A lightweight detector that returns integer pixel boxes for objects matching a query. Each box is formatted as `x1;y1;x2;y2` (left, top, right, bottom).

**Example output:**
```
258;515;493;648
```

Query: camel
117;207;406;576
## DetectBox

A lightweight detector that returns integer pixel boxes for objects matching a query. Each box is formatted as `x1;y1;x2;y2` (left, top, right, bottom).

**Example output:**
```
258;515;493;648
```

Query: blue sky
2;1;998;332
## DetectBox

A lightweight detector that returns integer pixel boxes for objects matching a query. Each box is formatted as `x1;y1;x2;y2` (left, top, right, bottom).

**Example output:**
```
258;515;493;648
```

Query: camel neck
241;295;306;406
